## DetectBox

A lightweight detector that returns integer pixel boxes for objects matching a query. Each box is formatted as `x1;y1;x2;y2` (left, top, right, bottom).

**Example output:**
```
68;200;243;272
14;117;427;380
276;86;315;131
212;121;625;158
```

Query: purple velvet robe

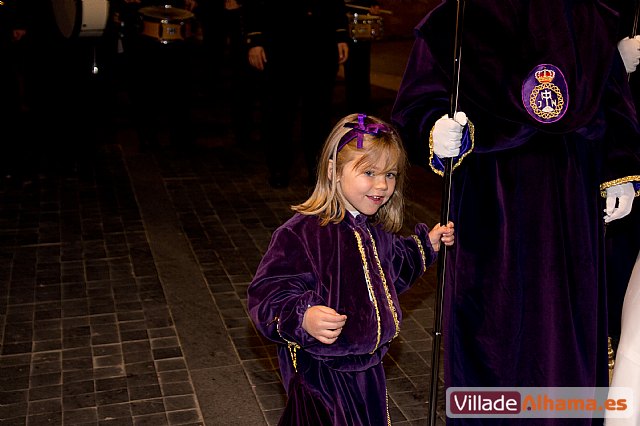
391;1;640;425
247;212;436;425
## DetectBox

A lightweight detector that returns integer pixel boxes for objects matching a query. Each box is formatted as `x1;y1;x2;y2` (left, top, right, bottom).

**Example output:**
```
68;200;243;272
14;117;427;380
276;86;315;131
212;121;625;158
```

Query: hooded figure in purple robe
391;0;640;425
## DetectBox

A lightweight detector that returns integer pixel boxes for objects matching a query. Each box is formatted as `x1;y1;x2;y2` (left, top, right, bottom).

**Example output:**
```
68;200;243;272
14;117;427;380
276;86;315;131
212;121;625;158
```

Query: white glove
432;112;467;158
618;36;640;73
604;182;635;223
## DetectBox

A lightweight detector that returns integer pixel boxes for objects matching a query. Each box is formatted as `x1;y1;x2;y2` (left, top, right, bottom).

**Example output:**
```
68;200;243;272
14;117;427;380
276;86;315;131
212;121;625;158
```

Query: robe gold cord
367;229;400;340
353;230;383;354
276;318;300;372
599;176;640;197
411;234;427;273
353;228;401;353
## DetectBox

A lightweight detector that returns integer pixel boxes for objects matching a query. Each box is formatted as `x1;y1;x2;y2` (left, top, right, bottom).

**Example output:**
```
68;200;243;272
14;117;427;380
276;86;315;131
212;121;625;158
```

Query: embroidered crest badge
522;64;568;124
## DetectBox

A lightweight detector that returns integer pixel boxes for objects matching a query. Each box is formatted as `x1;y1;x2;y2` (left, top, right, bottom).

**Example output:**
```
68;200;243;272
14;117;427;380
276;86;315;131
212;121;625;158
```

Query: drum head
52;0;79;38
51;0;108;38
80;0;109;37
139;5;194;21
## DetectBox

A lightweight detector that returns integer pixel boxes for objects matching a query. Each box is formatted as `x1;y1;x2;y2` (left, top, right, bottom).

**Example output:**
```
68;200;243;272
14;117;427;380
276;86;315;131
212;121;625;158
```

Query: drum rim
346;12;383;19
139;5;195;20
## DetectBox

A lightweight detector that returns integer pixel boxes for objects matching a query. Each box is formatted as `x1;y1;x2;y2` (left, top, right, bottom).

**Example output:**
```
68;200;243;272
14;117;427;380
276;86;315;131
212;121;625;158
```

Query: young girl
247;113;454;425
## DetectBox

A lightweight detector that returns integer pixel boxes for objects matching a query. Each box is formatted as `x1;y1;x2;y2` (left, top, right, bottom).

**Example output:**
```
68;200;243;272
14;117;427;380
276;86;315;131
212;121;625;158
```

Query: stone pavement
0;37;448;425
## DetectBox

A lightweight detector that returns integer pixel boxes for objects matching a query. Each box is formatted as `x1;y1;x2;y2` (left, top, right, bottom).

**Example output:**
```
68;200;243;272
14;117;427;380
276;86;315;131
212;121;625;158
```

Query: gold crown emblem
535;69;555;84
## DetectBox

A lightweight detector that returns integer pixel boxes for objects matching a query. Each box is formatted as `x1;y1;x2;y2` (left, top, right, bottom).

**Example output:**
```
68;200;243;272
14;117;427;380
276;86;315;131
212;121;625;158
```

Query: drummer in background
244;0;349;189
0;0;30;178
111;0;198;151
112;0;197;44
343;0;380;115
196;0;260;146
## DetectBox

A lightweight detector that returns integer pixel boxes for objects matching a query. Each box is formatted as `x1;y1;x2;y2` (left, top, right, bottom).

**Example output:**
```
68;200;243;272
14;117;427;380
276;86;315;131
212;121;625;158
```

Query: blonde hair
292;114;408;233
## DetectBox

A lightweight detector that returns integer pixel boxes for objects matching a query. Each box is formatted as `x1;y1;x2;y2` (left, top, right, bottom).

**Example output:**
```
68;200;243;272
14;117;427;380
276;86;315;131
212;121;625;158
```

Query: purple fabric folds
391;1;640;425
277;374;332;426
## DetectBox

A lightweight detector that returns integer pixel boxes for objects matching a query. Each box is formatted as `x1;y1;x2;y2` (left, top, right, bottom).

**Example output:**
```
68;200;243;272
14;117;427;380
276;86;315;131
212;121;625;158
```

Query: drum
138;5;194;44
52;0;110;38
347;13;384;42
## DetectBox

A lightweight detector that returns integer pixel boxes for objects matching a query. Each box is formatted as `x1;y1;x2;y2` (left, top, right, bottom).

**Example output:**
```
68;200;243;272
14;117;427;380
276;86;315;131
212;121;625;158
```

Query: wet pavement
0;36;448;425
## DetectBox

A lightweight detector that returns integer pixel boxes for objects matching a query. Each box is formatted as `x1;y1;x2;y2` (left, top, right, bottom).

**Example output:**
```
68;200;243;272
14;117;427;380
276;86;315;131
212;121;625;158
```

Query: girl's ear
328;159;337;182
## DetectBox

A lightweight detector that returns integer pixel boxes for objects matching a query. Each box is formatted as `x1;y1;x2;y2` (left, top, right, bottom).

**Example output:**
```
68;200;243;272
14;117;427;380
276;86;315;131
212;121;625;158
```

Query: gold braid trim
353;230;382;354
599;176;640;198
367;229;400;342
428;119;475;177
287;342;300;372
276;318;301;372
385;387;391;426
608;336;615;386
411;235;427;273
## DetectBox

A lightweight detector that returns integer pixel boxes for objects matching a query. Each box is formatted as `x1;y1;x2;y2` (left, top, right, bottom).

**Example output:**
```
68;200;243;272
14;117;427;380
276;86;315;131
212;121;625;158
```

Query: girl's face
336;152;397;216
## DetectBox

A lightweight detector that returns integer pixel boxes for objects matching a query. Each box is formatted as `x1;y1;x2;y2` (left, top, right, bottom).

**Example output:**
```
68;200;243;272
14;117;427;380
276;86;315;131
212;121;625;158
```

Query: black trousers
344;39;372;114
121;32;195;148
198;6;259;144
261;40;339;181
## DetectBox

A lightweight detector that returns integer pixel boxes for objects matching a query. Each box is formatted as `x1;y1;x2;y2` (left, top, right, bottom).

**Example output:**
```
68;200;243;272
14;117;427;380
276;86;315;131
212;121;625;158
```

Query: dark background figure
112;0;198;151
606;2;640;353
244;0;350;188
196;0;260;146
189;0;225;98
343;0;380;115
0;0;30;178
2;0;117;178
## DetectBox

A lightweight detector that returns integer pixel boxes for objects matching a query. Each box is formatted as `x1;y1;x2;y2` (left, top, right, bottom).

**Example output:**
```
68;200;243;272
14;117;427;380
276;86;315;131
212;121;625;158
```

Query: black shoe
269;172;289;189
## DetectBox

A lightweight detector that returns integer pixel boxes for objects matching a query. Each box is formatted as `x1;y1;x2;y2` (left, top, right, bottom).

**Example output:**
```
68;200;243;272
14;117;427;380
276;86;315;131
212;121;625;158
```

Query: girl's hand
302;305;347;344
429;221;455;252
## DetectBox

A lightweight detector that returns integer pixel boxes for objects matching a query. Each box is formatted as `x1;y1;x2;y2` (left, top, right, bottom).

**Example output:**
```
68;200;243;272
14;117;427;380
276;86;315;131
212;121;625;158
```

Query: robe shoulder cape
392;0;639;184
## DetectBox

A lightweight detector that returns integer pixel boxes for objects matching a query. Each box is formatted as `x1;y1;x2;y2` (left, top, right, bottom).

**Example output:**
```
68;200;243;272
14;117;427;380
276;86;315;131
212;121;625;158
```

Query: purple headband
336;114;390;152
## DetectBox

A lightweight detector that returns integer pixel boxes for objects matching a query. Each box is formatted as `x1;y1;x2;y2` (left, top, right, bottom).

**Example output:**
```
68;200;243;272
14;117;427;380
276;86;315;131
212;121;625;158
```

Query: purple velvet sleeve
247;227;324;348
385;222;437;295
391;33;451;168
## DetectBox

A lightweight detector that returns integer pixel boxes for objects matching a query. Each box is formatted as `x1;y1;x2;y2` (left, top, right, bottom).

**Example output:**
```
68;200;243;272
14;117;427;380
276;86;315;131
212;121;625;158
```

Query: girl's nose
374;175;388;189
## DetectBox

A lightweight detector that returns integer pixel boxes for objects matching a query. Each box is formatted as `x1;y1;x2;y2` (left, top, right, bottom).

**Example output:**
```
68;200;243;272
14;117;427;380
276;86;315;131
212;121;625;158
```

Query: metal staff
428;0;466;424
628;0;640;81
633;0;640;38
